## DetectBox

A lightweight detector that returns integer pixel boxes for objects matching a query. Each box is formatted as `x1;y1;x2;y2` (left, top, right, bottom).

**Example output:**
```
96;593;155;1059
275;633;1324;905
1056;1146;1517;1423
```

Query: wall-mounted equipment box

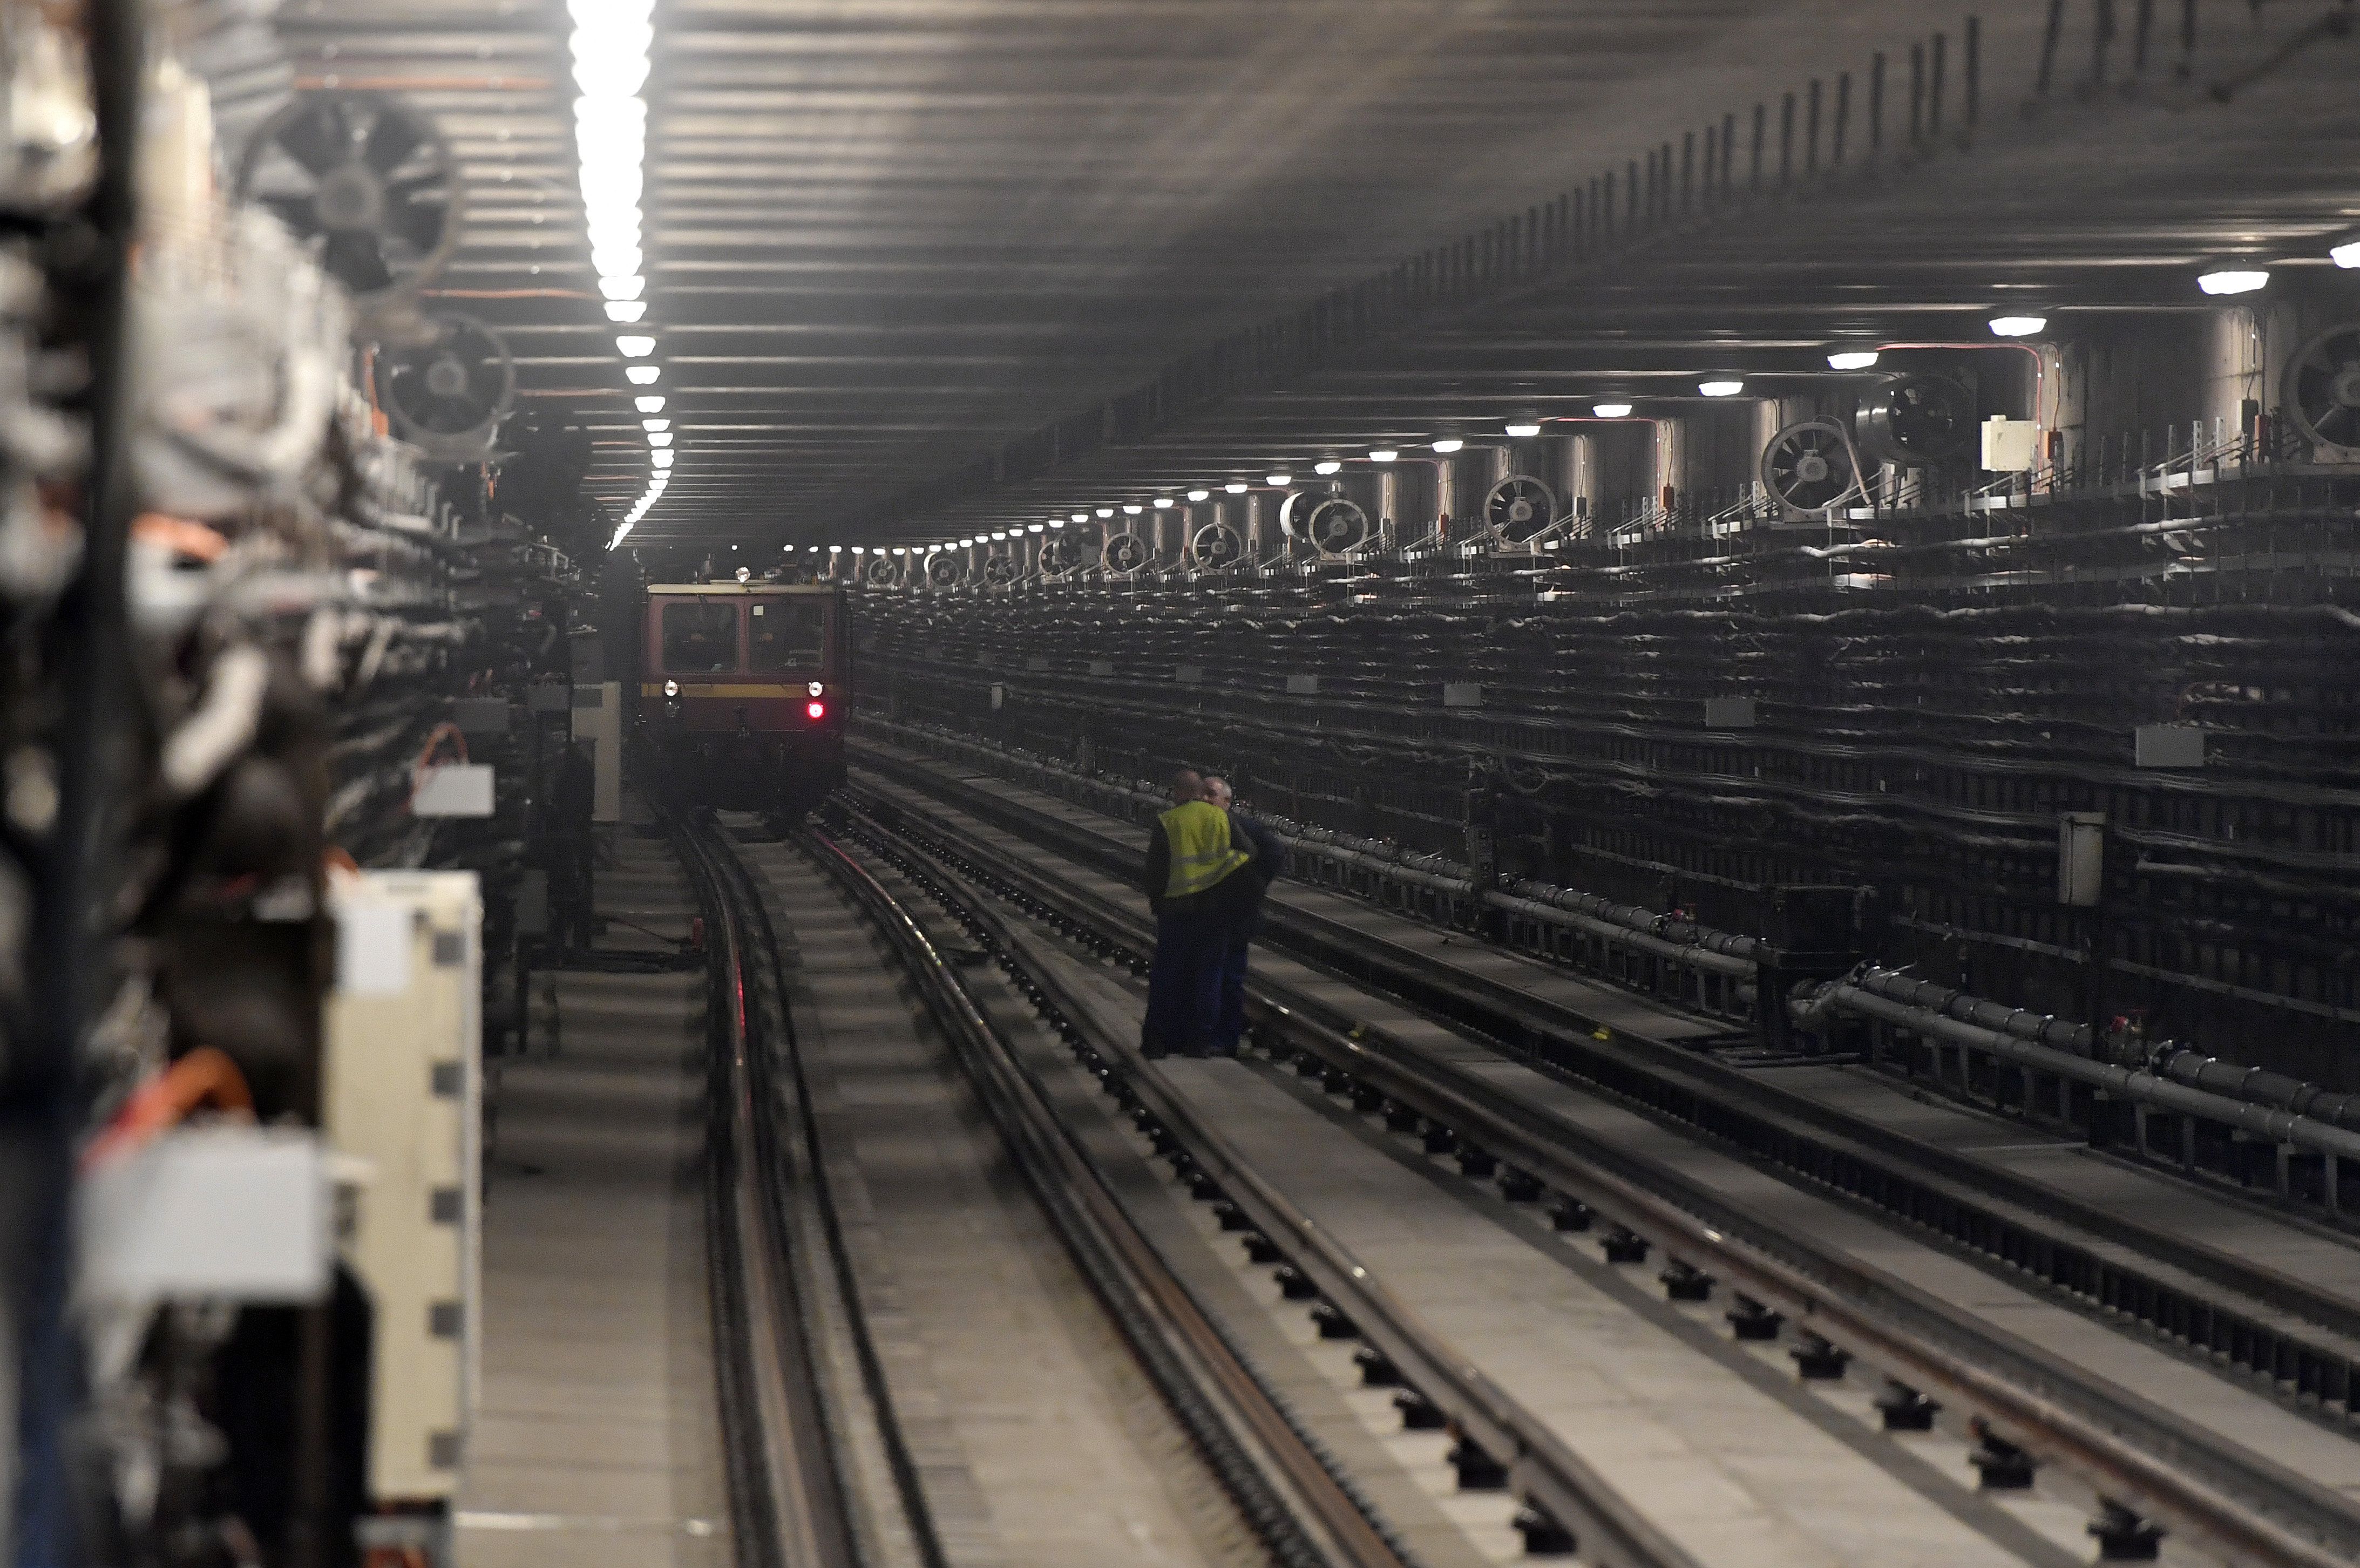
1026;656;1049;671
1286;674;1320;695
2134;724;2206;768
1088;660;1115;677
79;1128;329;1304
1981;416;2039;472
1442;682;1483;708
1705;697;1757;729
412;763;494;818
2058;812;2106;907
325;871;483;1509
1176;665;1204;684
570;682;622;823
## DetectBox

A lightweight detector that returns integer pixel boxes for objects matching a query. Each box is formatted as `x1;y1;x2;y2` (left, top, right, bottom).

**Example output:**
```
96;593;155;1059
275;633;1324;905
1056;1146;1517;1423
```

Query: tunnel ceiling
273;2;2360;548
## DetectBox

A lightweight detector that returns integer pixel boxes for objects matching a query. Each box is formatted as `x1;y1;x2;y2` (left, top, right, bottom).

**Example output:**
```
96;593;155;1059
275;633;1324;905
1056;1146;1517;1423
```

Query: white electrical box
78;1128;329;1305
1981;416;2040;472
411;763;494;818
569;680;622;823
1286;674;1320;695
1705;697;1757;729
1442;682;1484;708
325;871;482;1507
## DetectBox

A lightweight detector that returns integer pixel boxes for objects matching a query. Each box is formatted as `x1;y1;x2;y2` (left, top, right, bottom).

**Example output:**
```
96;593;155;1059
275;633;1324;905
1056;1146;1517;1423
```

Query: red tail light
805;700;827;721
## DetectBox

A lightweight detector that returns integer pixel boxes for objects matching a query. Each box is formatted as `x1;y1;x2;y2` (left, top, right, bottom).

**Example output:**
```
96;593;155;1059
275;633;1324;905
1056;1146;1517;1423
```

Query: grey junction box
1442;682;1483;708
2134;724;2206;768
1705;697;1757;729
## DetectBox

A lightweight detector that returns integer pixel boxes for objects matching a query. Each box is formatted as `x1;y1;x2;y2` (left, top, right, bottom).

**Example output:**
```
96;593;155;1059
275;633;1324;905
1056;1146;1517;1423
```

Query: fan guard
1040;534;1083;575
2284;323;2360;454
924;552;964;588
372;312;513;459
237;91;462;307
981;554;1016;586
1856;374;1974;466
1483;474;1557;541
1305;497;1370;555
1102;532;1149;574
1190;520;1243;567
1759;419;1862;515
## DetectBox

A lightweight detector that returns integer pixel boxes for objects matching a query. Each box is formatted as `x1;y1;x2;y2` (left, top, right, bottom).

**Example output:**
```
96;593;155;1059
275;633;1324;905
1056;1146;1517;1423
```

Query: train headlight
663;678;679;697
806;681;824;697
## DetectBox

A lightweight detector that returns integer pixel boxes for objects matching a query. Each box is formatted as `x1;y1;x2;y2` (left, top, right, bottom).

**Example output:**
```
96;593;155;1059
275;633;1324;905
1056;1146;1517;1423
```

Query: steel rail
831;806;1701;1568
847;741;2360;1408
843;776;2360;1568
797;825;1407;1568
669;809;863;1568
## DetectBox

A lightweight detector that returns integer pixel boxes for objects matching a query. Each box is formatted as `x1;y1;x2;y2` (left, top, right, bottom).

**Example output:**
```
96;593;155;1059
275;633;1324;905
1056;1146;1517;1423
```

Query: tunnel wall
851;302;2360;1087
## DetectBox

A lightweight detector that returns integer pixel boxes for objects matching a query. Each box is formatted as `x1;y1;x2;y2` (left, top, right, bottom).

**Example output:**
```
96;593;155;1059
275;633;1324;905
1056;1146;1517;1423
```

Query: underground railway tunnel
8;3;2360;1567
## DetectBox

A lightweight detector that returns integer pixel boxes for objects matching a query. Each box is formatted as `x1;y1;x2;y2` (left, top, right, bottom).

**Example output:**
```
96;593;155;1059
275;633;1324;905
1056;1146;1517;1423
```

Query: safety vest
1159;799;1252;900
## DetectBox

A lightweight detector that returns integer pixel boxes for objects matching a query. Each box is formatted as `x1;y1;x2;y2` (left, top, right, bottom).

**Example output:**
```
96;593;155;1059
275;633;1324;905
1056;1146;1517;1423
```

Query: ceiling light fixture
1071;512;1089;522
1314;460;1341;475
650;451;673;468
1028;523;1045;532
1592;402;1633;418
1123;503;1144;514
1826;350;1880;370
642;418;669;432
1368;449;1399;463
1224;481;1248;493
1503;422;1541;438
1699;379;1745;397
1049;519;1066;528
2332;239;2360;270
1430;438;1463;454
1988;315;2046;337
1265;472;1291;486
1096;507;1114;518
598;275;645;302
648;431;672;447
2197;268;2269;296
1153;497;1174;508
1186;489;1209;501
626;365;660;385
604;301;647;323
616;335;655;358
634;395;664;413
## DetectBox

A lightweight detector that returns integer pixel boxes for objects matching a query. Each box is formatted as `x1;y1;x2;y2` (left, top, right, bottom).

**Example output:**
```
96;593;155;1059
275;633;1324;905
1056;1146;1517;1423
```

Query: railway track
836;742;2360;1568
674;804;1672;1567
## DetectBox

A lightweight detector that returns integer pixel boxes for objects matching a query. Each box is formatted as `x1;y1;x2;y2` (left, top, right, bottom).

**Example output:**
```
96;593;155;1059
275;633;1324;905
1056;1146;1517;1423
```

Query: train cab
640;581;849;817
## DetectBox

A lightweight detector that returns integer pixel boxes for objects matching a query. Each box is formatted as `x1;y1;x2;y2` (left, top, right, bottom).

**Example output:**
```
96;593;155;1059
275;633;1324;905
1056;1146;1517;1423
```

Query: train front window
749;600;828;672
661;601;740;673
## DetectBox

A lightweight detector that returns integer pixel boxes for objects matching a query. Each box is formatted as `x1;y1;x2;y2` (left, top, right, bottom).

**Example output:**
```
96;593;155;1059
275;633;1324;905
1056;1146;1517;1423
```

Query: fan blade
386;193;451;259
323;232;392;294
274;107;348;178
2318;404;2360;446
363;105;426;175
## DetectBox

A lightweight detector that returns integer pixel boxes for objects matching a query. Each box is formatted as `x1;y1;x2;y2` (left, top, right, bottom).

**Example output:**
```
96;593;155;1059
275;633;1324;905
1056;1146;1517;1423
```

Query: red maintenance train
639;580;849;821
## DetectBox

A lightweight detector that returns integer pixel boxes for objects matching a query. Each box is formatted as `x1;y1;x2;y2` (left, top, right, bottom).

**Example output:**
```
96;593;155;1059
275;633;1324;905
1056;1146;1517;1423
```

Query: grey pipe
1813;986;2360;1165
2147;1047;2360;1136
1490;892;1757;979
1846;966;2090;1053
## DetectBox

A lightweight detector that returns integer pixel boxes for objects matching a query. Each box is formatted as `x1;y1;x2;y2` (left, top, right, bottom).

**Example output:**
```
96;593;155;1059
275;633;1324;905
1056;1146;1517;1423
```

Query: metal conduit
1843;965;2091;1053
1808;986;2360;1166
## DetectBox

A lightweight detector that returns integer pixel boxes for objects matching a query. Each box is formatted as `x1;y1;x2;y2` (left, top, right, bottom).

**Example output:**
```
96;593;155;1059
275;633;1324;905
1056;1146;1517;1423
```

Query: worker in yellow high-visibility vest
1140;767;1262;1058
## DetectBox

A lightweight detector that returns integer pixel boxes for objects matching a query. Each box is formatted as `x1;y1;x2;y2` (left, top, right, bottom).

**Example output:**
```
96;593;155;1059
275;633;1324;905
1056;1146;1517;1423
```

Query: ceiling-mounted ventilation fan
1190;520;1243;567
863;553;900;586
1040;534;1083;575
1303;497;1369;555
2284;323;2360;456
372;311;514;459
981;554;1016;586
237;91;462;307
1758;419;1862;515
1102;532;1149;574
1855;374;1974;466
1482;474;1557;541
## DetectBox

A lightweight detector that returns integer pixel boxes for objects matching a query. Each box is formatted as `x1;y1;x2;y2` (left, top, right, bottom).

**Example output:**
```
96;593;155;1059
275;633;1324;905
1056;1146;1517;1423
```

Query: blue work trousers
1213;934;1251;1052
1144;910;1230;1056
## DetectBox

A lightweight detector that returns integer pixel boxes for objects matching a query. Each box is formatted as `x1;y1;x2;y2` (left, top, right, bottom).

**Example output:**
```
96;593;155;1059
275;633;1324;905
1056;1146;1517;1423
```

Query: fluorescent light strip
573;0;668;534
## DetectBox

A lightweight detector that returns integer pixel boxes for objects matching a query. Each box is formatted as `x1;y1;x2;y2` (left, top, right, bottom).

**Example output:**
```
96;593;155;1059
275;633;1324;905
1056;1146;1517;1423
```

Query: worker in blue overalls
1140;768;1261;1058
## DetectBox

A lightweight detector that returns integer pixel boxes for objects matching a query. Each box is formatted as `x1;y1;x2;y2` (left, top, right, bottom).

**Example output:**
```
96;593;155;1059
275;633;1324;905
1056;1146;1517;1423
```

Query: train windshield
749;599;828;672
660;600;740;673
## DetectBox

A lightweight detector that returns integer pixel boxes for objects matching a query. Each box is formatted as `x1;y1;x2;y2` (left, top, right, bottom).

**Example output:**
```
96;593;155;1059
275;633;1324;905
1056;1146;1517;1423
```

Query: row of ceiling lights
882;251;2360;552
577;0;677;549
